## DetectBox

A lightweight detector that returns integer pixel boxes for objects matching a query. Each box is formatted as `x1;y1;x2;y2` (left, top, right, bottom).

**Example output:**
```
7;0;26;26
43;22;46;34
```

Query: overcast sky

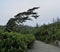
0;0;60;26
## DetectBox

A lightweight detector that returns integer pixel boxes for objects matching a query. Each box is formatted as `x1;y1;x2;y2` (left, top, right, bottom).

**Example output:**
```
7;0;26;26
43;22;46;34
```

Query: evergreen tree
5;7;40;32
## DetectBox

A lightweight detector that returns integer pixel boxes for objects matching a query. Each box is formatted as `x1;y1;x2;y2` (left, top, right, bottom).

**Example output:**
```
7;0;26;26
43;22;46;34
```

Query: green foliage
0;31;35;52
34;21;60;43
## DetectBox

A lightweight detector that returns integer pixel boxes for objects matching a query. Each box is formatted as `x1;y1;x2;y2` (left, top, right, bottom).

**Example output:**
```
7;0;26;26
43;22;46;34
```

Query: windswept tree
5;7;40;32
5;18;17;32
14;7;40;24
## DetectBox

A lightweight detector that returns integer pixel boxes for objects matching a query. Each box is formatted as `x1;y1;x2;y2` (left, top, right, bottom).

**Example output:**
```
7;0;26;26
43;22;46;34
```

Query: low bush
0;31;35;52
34;22;60;44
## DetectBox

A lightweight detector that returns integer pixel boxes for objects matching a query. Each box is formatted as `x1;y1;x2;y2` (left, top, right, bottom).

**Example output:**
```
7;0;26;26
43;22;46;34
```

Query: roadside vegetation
34;18;60;45
0;7;39;52
0;30;35;52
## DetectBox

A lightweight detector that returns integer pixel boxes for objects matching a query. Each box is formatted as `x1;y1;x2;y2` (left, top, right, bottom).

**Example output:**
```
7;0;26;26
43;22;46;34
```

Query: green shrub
34;22;60;44
0;31;35;52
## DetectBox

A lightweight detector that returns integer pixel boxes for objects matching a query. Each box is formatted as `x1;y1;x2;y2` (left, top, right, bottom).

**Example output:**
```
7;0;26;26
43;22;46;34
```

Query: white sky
0;0;60;26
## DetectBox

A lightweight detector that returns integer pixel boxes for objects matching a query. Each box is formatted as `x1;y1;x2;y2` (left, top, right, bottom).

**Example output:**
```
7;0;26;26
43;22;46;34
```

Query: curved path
28;41;60;52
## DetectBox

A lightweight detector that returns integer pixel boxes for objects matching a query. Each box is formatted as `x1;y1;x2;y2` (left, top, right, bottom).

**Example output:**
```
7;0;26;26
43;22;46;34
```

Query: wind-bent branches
14;7;40;24
5;7;40;32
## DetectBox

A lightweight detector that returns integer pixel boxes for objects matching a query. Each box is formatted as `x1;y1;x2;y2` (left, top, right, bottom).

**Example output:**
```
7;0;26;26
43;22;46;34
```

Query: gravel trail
28;41;60;52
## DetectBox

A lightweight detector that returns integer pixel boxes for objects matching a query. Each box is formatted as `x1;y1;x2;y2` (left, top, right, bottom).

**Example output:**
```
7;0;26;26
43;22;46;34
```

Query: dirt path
28;41;60;52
